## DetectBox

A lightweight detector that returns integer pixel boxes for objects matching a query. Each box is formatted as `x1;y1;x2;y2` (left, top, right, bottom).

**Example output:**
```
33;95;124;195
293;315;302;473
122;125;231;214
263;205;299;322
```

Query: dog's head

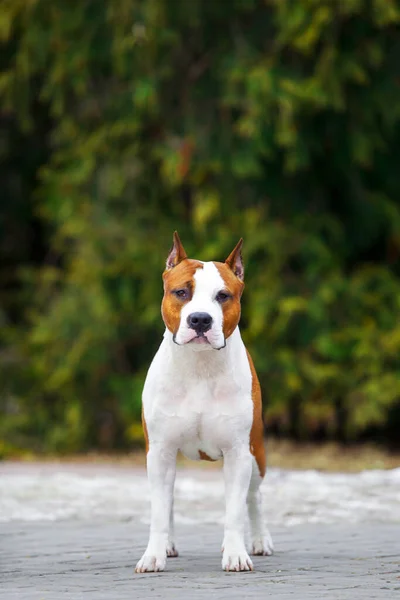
161;232;244;351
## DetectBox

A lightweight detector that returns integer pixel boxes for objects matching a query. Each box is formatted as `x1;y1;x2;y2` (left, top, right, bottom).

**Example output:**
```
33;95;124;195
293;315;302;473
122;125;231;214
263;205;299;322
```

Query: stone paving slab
1;521;399;599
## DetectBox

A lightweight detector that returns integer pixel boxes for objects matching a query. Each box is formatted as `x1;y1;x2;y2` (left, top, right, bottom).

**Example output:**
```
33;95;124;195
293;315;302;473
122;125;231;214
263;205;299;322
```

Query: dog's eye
173;289;188;299
216;291;231;303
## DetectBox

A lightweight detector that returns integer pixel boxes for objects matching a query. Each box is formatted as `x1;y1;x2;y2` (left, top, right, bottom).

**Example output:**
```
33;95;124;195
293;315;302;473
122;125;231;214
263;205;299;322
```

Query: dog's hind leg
247;457;273;556
166;498;179;557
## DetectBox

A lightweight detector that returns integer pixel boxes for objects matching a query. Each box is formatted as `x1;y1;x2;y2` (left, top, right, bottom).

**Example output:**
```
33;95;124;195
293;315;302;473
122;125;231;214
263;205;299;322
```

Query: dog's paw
135;553;166;573
222;548;254;572
251;531;274;556
251;540;273;556
166;543;179;558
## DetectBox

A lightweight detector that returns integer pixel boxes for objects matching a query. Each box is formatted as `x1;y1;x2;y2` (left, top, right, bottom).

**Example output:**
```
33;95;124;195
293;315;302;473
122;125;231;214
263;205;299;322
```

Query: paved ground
1;520;399;599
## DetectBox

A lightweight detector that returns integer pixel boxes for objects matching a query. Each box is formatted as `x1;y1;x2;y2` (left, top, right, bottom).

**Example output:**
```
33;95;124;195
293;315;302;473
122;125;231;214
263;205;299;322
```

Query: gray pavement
1;520;399;599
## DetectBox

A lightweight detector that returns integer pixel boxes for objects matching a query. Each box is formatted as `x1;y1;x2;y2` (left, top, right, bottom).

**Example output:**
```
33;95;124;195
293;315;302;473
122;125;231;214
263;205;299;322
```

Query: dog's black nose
187;312;213;333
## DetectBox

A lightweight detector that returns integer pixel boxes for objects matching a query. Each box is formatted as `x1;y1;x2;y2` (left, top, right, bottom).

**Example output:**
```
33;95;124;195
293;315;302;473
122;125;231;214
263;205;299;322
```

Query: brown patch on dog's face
161;259;204;335
213;261;244;339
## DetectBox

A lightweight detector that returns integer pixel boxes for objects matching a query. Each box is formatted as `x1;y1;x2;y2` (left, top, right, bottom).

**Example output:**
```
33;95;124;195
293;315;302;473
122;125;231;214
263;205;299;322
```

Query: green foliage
1;0;400;452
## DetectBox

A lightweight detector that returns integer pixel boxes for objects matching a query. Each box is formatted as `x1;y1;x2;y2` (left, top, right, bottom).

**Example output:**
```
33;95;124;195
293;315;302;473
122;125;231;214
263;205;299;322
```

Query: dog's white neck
162;326;244;378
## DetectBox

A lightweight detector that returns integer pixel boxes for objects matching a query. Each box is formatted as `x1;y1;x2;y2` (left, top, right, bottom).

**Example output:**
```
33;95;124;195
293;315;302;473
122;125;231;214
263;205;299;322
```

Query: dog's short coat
135;233;273;573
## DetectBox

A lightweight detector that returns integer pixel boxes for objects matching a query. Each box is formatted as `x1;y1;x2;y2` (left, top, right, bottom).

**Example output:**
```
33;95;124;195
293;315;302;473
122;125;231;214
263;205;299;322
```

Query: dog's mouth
172;331;226;350
189;333;210;345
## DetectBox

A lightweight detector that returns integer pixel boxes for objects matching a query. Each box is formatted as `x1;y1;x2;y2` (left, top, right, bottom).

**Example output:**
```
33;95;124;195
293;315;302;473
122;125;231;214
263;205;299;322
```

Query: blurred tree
1;0;400;453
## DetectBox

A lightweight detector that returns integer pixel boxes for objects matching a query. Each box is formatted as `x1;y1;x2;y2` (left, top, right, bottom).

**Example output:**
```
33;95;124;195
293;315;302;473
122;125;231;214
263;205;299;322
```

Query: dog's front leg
222;446;254;572
135;444;177;573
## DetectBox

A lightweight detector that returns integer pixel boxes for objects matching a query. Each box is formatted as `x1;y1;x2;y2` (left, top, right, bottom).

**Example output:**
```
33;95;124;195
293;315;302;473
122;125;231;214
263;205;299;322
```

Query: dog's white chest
171;380;231;461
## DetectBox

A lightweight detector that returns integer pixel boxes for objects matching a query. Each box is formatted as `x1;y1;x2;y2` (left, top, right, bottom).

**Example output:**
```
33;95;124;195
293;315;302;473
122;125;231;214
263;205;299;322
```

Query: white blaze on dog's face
161;232;244;351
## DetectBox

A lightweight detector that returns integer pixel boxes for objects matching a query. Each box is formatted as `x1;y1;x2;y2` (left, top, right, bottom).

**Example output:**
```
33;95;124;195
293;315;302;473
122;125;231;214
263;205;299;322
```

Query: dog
135;232;273;573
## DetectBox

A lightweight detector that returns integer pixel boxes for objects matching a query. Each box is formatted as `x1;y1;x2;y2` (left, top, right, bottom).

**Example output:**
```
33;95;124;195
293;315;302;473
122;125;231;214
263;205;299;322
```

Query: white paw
135;553;166;573
166;543;179;557
251;531;274;556
222;548;254;572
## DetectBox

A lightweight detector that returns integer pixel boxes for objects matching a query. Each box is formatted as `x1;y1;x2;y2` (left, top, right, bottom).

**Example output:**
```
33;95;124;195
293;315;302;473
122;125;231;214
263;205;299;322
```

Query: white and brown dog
135;232;273;573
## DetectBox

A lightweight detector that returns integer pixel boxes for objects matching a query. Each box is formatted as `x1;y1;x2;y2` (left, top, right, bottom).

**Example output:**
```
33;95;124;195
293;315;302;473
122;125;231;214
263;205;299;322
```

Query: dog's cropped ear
225;238;244;281
166;231;188;270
